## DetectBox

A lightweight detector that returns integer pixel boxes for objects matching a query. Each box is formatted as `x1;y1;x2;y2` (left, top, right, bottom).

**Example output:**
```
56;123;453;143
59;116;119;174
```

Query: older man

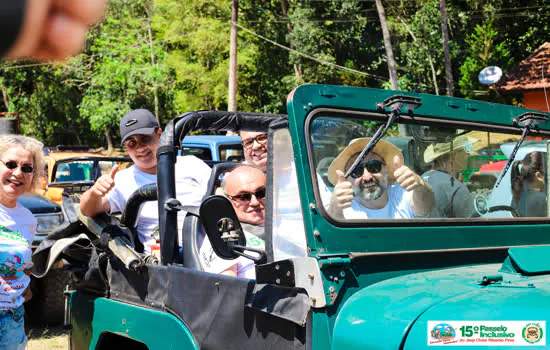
240;131;268;173
200;165;265;278
327;138;434;219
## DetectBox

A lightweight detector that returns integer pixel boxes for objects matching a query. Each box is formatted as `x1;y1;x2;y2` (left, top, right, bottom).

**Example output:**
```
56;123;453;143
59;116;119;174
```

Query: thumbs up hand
393;155;425;191
91;164;119;197
329;169;354;218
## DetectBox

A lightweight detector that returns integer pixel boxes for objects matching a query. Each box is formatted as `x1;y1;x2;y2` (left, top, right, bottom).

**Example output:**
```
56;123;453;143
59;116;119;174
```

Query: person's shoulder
15;202;37;222
176;155;211;173
114;164;135;178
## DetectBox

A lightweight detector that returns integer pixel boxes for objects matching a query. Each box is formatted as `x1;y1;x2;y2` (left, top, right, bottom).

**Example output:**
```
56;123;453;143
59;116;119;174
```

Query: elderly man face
223;166;266;226
345;152;388;202
240;131;268;173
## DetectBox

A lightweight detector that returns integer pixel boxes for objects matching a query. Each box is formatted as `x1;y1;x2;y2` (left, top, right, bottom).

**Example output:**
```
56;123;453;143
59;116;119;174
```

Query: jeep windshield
309;112;550;222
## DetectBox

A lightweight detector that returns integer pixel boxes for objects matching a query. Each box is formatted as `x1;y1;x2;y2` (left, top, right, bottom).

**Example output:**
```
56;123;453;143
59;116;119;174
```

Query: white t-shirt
107;155;211;253
0;203;36;310
200;224;265;279
342;185;416;219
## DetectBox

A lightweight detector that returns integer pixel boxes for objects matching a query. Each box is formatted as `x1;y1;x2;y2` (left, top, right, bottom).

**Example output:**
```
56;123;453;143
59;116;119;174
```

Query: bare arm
393;156;435;216
80;165;118;217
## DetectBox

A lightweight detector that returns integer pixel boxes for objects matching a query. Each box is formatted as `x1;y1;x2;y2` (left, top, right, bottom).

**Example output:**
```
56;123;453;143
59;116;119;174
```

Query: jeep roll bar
157;111;286;264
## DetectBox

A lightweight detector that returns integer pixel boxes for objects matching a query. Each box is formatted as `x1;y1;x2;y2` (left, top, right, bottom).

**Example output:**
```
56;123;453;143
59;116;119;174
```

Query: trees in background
0;0;548;146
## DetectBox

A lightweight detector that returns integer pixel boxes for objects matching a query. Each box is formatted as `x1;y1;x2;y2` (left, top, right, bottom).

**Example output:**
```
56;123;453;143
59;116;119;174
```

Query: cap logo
125;119;138;127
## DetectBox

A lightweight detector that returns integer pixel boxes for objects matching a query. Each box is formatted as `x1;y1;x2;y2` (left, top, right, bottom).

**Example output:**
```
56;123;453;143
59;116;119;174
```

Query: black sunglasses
0;160;34;174
226;187;266;204
349;160;384;179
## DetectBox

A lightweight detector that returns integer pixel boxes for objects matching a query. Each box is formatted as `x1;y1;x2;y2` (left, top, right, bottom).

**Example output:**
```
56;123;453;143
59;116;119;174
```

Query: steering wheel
470;205;520;218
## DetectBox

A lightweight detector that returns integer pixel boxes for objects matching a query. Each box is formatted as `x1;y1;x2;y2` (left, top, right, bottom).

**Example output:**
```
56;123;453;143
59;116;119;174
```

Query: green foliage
458;17;512;98
1;0;549;146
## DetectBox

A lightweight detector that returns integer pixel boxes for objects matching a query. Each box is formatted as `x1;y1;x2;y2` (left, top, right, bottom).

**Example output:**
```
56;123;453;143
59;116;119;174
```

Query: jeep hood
332;264;550;350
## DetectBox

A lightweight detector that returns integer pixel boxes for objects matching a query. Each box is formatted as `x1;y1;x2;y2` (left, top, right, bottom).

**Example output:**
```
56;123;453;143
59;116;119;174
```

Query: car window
55;161;93;182
182;147;212;161
218;144;244;162
309;113;550;222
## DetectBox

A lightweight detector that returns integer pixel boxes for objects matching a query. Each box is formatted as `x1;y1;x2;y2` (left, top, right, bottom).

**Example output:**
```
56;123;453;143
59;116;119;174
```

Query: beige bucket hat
327;138;404;185
424;135;478;163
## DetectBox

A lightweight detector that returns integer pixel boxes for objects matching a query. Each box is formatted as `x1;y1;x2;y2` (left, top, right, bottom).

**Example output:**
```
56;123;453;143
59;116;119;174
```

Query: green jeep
35;85;550;349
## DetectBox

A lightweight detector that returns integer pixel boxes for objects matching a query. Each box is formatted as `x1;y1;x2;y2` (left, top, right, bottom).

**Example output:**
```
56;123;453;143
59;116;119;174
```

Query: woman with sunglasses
0;135;44;349
422;136;477;218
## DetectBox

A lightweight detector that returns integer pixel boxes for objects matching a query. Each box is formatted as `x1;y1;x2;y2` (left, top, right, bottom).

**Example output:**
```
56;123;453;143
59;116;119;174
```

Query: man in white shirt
80;109;211;253
326;138;434;219
200;165;265;278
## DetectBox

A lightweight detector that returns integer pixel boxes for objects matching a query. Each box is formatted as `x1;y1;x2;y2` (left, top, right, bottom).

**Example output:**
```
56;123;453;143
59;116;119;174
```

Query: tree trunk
228;0;238;112
1;85;9;110
375;0;398;90
400;19;439;95
440;0;454;96
145;2;160;122
104;127;114;154
280;0;302;78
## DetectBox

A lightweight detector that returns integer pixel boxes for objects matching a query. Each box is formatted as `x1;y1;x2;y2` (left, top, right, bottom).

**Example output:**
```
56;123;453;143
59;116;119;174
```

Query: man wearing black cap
80;109;211;253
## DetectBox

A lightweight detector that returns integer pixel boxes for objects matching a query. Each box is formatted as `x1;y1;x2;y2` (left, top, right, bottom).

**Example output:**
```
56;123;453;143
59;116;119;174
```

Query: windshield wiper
344;95;421;178
494;112;549;188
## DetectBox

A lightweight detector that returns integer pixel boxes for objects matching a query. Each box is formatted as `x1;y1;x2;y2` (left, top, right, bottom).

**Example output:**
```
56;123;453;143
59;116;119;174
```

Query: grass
27;326;69;350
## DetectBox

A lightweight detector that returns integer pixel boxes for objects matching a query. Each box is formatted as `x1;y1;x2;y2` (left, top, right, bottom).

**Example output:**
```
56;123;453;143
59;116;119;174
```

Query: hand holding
329;170;354;217
393;155;425;191
91;164;118;197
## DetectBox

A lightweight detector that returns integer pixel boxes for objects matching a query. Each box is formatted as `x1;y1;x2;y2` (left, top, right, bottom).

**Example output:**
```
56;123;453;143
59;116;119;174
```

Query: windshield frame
300;107;550;255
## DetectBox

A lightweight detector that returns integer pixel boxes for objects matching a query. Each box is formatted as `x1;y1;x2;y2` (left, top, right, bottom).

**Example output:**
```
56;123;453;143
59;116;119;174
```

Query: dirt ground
27;326;68;350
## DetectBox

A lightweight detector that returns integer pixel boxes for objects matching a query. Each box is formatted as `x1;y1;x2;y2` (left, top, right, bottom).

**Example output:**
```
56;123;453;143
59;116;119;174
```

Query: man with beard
326;138;434;219
80;109;211;253
240;131;268;173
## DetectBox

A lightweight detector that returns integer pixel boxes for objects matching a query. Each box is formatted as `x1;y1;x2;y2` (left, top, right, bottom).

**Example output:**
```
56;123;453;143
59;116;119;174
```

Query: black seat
182;162;239;270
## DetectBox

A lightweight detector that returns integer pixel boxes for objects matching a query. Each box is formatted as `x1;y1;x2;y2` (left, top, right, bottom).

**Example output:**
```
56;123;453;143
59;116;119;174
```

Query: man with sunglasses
200;165;266;278
80;109;211;253
240;131;268;173
326;138;434;220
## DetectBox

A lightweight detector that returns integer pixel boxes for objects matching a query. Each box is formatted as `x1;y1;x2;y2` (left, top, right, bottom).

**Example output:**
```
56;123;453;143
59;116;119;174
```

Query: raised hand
7;0;107;61
91;164;119;197
329;169;354;218
393;155;425;191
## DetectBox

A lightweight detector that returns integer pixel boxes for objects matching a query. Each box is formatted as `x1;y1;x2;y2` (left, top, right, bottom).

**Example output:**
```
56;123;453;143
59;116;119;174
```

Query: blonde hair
0;135;44;189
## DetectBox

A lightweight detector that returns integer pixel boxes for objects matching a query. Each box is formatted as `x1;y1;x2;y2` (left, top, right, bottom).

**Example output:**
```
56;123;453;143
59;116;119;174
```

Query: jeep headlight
36;213;64;233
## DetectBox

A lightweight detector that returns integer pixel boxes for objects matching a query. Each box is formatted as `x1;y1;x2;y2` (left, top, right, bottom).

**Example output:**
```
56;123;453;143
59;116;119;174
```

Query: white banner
427;321;545;346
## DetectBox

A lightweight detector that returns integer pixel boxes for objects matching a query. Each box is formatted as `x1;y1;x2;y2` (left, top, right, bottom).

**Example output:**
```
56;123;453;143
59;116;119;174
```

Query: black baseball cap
120;109;159;145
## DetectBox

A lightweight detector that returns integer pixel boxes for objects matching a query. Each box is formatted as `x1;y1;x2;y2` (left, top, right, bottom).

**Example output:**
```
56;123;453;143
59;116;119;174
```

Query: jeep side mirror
200;195;266;264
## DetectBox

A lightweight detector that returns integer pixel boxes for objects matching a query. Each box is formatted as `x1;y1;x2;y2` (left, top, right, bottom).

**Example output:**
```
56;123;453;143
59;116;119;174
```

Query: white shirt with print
0;203;36;310
107;155;211;253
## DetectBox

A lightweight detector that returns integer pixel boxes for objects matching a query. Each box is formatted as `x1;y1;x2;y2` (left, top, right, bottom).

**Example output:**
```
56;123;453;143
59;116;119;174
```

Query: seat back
182;162;239;270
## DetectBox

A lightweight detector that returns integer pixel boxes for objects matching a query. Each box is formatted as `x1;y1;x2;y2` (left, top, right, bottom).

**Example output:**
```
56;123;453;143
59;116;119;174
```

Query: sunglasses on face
0;160;34;174
348;160;384;179
242;134;268;149
226;187;266;204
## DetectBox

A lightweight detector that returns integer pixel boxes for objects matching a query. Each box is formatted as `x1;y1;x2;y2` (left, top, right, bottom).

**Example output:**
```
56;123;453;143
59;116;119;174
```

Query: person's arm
327;170;354;219
80;165;118;217
6;0;106;61
393;156;435;216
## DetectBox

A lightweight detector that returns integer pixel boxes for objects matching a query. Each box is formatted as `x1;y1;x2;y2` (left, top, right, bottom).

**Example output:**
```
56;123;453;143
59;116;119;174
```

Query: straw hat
424;135;478;163
327;138;403;185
